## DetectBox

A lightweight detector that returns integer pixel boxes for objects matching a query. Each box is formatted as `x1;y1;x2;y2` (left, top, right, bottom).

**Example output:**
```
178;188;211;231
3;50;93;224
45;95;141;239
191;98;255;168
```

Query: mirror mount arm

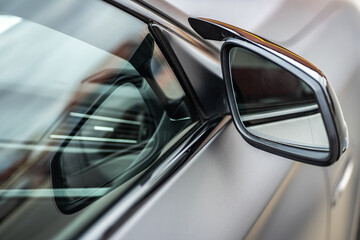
188;17;238;41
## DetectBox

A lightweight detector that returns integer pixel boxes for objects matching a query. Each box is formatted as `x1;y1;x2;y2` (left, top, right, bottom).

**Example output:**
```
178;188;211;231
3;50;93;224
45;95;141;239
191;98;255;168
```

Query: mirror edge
221;38;347;166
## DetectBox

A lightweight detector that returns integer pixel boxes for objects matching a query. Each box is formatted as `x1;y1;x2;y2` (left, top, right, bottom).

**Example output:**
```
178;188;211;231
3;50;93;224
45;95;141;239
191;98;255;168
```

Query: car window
0;0;197;238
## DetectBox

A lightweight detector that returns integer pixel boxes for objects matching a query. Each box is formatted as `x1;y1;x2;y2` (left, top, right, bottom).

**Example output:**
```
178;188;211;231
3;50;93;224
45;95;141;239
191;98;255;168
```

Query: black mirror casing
189;17;348;166
222;39;344;165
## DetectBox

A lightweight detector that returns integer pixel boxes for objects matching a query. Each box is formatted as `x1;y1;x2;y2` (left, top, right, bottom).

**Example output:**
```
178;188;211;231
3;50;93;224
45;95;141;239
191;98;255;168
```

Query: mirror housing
189;17;348;166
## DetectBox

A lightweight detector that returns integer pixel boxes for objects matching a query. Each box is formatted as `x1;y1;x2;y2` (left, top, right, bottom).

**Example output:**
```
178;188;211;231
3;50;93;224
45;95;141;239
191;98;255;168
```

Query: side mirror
51;72;162;213
189;18;348;166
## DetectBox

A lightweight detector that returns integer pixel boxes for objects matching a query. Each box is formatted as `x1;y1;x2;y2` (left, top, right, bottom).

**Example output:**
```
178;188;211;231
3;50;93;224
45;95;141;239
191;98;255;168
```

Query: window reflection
0;3;196;237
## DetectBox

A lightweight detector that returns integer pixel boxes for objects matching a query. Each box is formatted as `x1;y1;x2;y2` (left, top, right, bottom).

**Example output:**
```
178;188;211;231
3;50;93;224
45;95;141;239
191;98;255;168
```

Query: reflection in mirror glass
229;47;329;151
56;82;155;202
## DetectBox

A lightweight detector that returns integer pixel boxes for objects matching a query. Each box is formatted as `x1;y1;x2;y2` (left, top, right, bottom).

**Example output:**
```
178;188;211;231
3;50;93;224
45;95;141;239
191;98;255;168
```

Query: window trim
76;116;228;240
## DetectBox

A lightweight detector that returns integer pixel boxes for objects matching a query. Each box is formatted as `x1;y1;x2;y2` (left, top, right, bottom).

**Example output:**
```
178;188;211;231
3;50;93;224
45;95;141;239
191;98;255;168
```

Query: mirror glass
229;47;329;151
53;79;158;203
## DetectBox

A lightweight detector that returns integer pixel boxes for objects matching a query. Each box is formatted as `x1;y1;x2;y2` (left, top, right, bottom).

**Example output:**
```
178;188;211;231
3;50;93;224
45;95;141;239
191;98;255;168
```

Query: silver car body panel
0;0;357;239
103;0;360;239
110;122;328;240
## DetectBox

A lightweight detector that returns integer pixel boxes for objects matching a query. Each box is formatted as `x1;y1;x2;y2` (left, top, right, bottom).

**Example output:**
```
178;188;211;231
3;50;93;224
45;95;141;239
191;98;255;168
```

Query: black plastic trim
149;24;206;120
222;39;340;166
76;115;228;240
103;0;152;23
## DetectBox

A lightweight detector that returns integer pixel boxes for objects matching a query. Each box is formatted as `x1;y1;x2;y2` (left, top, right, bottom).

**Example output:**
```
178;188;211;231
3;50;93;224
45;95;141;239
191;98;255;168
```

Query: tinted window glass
0;1;197;238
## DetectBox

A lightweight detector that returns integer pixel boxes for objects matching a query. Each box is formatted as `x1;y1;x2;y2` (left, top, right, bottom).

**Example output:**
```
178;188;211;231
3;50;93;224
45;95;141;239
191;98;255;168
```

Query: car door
288;3;360;239
96;17;329;240
84;2;355;240
133;2;360;240
0;1;357;240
